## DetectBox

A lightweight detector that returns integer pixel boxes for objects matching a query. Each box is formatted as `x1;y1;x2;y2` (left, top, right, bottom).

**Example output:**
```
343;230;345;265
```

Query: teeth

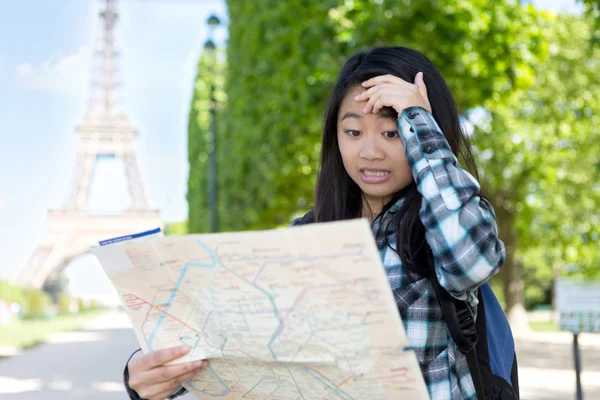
363;171;389;177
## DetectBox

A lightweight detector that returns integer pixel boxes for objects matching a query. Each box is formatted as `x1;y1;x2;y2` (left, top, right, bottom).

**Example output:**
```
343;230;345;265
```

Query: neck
361;194;390;221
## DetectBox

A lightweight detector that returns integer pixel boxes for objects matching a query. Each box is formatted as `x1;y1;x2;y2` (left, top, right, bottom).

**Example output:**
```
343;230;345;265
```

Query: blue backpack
430;276;520;399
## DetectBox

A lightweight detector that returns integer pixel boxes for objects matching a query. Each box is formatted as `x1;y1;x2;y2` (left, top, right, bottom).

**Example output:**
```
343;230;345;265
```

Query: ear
414;72;429;102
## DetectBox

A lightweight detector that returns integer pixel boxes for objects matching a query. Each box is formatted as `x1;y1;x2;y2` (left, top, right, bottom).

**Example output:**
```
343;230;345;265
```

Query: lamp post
204;14;220;233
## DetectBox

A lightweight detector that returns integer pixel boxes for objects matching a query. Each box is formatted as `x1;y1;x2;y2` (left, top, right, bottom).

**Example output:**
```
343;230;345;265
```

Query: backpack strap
428;266;487;400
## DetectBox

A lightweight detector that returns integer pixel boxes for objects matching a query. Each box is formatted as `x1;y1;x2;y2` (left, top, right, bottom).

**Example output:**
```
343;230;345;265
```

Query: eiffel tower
17;0;162;288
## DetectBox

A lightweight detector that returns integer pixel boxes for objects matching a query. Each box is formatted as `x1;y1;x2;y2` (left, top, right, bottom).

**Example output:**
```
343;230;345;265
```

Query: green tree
187;49;227;233
219;0;345;231
218;0;547;232
471;12;600;330
0;280;25;304
23;288;52;319
58;292;71;314
580;0;600;45
164;221;188;236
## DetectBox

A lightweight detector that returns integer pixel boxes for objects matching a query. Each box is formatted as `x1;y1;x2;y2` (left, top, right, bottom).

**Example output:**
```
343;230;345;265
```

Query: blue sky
0;0;227;287
0;0;581;301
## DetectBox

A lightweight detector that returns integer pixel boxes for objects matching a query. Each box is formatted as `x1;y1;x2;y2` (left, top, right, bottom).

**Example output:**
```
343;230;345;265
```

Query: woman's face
337;86;413;210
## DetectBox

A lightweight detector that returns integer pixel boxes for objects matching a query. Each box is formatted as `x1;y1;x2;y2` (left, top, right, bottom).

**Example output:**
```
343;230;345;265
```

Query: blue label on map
99;227;162;246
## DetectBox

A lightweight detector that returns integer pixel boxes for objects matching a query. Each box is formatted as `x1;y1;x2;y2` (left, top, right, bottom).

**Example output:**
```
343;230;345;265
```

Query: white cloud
16;62;33;77
15;46;92;94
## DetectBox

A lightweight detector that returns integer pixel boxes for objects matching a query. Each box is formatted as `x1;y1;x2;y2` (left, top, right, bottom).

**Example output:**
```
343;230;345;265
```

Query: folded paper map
92;219;429;399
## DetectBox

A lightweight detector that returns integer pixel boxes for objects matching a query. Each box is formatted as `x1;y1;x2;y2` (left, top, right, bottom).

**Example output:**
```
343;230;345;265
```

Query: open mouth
360;169;391;183
361;170;389;177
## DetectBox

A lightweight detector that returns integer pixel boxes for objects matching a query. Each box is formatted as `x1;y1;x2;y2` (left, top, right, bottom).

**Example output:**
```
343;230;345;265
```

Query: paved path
0;311;599;399
516;332;600;400
0;312;138;399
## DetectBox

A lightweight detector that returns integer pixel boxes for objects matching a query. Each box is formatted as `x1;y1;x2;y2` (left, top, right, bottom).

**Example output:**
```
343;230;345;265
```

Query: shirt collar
371;195;405;248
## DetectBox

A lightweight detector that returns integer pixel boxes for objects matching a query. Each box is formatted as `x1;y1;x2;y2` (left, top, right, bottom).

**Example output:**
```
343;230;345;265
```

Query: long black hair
313;46;479;277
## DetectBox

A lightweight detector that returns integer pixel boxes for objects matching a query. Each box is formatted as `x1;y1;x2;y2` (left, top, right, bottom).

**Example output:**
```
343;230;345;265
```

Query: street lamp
204;14;220;233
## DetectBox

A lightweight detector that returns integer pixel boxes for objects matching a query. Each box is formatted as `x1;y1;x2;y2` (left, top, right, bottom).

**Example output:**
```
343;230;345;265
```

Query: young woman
123;46;505;400
292;46;505;399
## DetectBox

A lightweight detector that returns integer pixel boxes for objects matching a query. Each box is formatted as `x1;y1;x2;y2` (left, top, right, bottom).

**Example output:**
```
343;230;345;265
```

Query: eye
344;130;361;137
383;131;399;139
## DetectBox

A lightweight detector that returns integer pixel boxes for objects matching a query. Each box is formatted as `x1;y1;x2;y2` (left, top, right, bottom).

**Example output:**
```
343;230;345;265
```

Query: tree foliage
216;0;548;232
471;11;600;314
580;0;600;45
187;49;226;233
218;0;345;231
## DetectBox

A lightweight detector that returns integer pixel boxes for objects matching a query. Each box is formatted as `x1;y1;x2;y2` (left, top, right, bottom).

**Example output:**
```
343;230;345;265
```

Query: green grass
0;311;106;350
529;321;560;332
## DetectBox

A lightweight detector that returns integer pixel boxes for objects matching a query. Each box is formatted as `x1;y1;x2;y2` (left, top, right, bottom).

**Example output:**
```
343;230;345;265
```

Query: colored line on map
267;283;340;357
247;248;367;361
251;248;365;284
336;368;413;388
147;239;216;350
123;294;153;310
122;293;154;349
154;304;256;359
287;367;306;400
126;302;147;308
175;288;205;341
303;367;355;400
155;306;203;336
186;365;230;396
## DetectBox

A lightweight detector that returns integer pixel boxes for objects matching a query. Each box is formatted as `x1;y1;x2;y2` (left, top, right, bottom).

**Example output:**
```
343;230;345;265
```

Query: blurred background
0;0;598;399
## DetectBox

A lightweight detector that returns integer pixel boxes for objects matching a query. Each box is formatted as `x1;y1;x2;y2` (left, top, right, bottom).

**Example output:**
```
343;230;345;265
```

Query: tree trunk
495;203;532;336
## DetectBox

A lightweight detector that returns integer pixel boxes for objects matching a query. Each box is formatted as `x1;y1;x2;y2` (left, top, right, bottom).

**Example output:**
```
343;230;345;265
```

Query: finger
131;345;191;372
363;91;382;114
372;97;386;114
137;368;201;400
361;74;407;88
355;83;396;101
372;95;399;114
365;89;400;114
414;72;429;103
139;359;206;386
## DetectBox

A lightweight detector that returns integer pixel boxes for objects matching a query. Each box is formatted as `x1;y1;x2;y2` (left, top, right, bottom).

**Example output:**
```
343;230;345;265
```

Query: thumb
414;72;428;102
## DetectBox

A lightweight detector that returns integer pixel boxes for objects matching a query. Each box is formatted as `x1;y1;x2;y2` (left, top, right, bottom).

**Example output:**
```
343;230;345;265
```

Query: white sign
556;278;600;333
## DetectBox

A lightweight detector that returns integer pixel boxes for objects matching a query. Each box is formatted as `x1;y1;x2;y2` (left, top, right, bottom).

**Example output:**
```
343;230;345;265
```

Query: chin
359;186;396;199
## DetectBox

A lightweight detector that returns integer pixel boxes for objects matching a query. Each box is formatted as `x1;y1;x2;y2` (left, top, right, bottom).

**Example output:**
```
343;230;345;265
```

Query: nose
359;133;385;161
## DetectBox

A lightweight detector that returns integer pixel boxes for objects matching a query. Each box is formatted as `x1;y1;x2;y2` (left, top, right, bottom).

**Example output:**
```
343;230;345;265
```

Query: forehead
338;87;364;113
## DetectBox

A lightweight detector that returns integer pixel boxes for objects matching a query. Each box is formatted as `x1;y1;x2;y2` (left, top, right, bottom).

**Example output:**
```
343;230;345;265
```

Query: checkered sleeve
398;106;505;307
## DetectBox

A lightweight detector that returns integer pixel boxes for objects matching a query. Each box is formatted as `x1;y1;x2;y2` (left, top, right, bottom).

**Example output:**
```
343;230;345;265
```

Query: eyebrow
340;109;397;121
340;112;362;121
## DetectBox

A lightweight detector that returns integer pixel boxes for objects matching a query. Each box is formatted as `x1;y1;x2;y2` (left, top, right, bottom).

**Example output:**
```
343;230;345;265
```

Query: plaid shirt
160;106;504;400
370;106;505;399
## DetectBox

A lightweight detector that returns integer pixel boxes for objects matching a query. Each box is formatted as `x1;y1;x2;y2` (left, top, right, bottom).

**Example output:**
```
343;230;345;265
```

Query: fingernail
193;360;204;368
178;345;190;353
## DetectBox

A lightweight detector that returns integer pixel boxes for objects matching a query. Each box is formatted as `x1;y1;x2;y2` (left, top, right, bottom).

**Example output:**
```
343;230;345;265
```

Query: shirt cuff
398;106;473;211
398;106;455;163
123;349;143;400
